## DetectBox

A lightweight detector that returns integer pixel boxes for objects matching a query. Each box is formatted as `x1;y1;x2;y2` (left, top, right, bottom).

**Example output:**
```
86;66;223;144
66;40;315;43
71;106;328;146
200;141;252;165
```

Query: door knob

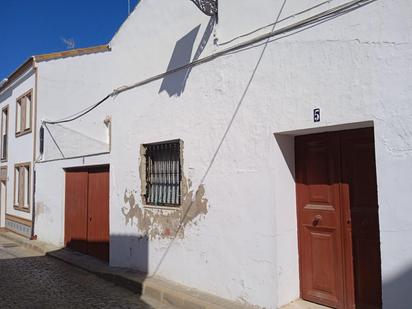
312;215;322;226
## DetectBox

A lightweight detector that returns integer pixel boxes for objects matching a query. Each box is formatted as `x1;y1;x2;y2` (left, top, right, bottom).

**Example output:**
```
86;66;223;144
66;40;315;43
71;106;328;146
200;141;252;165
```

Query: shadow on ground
0;254;152;309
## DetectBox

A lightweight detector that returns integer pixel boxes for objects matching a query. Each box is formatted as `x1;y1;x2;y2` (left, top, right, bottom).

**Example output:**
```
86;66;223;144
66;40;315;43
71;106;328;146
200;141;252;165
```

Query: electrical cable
108;0;376;96
217;0;334;46
43;94;111;125
42;0;376;125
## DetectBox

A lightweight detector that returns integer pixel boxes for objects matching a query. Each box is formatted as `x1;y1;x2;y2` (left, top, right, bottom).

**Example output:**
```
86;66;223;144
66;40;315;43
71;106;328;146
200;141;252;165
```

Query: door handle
312;215;322;227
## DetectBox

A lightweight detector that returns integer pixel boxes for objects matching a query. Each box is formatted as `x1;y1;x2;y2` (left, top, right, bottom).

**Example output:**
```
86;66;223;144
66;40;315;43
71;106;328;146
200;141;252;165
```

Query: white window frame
14;163;31;212
15;90;33;137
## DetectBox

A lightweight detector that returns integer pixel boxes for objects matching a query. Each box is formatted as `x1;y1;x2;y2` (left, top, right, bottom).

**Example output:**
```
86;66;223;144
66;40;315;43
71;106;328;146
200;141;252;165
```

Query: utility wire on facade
216;0;334;46
42;0;377;126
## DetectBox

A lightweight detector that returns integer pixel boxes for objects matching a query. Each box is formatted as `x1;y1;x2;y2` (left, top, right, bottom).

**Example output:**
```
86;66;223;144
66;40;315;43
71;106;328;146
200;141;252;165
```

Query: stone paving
0;235;157;309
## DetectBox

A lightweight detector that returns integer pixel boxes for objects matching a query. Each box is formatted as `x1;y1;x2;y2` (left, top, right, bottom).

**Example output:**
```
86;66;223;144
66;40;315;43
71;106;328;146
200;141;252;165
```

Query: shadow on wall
274;134;295;179
64;235;149;274
382;267;412;309
159;17;215;97
110;234;149;273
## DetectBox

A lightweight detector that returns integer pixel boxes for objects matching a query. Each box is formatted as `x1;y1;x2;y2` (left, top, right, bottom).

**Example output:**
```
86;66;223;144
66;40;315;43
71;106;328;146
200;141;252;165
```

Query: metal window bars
190;0;218;17
145;140;181;206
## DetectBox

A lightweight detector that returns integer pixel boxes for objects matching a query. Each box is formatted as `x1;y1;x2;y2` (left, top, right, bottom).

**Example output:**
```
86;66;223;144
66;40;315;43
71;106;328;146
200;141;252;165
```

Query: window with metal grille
144;140;181;206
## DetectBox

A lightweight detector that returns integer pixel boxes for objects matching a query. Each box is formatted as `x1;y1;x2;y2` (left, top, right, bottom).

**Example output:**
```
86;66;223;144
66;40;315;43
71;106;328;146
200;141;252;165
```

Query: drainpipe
30;58;38;240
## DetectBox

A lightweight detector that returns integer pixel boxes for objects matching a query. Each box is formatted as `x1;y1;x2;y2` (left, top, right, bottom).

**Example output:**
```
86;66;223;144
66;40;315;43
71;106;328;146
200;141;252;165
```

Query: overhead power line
217;0;334;46
42;0;377;125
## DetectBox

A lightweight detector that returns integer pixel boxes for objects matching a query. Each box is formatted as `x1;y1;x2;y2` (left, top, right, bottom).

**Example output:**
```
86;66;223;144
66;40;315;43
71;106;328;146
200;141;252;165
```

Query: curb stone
47;249;259;309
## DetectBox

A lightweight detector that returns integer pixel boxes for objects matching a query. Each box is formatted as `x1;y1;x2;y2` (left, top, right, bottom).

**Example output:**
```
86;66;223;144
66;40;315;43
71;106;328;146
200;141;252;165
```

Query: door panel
296;133;345;308
304;227;340;303
341;128;382;309
65;171;88;255
87;168;110;262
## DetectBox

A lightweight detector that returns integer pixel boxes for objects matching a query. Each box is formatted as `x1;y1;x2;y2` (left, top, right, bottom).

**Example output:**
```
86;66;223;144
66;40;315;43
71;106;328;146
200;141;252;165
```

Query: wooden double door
64;165;109;262
295;128;382;309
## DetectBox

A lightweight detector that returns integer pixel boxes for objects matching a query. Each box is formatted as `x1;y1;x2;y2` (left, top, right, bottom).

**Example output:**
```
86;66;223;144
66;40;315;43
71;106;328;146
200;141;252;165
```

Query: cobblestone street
0;235;156;309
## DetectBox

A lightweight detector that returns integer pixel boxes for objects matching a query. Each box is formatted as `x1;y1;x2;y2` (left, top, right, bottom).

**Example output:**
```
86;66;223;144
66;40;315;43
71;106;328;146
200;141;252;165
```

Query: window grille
190;0;218;16
144;140;181;206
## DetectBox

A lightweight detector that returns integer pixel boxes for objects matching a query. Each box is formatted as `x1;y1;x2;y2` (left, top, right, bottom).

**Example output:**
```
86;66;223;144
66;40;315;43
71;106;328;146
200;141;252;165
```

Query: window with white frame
14;163;30;211
1;106;8;161
143;140;182;206
16;91;32;136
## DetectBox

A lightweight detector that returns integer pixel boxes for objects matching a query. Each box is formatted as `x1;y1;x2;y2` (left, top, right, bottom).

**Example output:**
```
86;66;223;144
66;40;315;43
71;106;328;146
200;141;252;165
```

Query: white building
1;0;412;308
0;59;37;237
0;46;110;238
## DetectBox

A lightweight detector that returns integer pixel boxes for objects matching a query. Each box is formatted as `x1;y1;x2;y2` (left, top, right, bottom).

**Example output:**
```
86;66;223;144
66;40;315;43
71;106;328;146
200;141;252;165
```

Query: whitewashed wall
34;50;114;243
34;154;110;245
34;0;412;308
0;68;36;226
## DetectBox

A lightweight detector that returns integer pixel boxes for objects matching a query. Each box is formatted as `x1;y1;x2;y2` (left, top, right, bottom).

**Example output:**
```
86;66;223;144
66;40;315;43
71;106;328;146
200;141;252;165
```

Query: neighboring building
0;59;37;237
0;46;111;238
1;0;412;308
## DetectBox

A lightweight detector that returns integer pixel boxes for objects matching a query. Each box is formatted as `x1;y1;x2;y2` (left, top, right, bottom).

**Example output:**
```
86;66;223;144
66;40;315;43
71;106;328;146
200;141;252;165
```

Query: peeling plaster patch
122;177;208;240
35;202;48;219
35;202;53;224
380;118;412;156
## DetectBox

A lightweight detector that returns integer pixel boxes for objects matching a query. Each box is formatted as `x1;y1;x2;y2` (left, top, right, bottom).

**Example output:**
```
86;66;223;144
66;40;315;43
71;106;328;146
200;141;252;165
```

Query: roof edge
0;57;34;94
34;44;111;62
0;44;111;94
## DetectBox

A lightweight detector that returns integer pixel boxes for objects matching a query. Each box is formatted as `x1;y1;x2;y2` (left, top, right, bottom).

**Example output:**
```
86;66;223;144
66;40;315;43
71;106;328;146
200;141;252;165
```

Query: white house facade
0;59;37;237
1;0;411;308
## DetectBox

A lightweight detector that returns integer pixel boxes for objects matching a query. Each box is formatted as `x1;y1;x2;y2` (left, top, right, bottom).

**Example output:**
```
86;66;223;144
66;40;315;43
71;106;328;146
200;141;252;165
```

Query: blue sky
0;0;139;79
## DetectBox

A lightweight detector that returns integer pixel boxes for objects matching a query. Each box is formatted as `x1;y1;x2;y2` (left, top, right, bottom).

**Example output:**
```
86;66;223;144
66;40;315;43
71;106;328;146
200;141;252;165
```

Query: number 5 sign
314;108;320;122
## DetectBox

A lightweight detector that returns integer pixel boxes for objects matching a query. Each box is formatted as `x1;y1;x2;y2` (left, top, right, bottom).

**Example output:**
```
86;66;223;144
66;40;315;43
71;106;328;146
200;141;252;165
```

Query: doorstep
280;299;330;309
47;248;259;309
0;230;60;254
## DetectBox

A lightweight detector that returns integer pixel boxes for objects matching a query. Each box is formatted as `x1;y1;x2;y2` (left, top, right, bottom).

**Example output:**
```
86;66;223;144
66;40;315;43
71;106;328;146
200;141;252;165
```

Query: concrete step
0;230;60;254
47;248;259;309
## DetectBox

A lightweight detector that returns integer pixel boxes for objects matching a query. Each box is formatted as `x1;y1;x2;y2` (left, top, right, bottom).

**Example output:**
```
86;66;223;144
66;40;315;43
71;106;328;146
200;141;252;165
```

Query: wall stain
35;202;48;219
121;177;208;240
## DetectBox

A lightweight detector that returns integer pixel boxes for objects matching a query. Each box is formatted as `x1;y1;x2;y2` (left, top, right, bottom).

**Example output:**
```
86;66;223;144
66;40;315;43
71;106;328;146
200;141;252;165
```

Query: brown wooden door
87;167;110;262
341;129;382;309
296;133;346;308
65;166;109;262
295;128;382;309
65;170;89;255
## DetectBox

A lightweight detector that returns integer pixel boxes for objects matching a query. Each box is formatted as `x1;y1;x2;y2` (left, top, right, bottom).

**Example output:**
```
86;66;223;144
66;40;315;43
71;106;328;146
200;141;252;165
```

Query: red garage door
64;165;109;262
